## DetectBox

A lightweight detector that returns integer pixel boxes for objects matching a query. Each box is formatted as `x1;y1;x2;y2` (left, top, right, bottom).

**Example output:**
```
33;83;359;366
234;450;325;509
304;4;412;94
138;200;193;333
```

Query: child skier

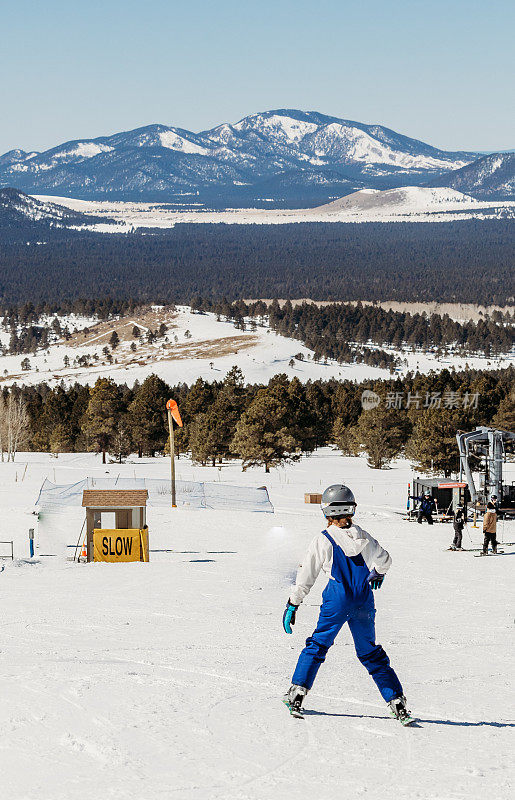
450;505;465;550
282;484;413;724
482;501;498;554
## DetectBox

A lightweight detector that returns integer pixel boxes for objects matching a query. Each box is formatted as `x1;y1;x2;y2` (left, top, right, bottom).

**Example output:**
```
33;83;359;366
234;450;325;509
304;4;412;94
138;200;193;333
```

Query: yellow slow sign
93;529;143;562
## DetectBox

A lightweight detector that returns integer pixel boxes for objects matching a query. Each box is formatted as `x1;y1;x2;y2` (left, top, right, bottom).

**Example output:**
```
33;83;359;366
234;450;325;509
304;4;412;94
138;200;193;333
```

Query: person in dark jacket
451;505;465;550
411;492;436;525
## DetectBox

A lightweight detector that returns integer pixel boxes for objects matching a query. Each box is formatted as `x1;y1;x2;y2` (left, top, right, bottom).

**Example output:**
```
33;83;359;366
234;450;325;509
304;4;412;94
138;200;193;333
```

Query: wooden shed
82;489;148;562
304;493;322;504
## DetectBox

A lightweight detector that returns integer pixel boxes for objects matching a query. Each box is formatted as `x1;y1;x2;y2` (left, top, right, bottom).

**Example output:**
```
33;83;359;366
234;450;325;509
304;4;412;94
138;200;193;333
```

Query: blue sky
1;0;513;154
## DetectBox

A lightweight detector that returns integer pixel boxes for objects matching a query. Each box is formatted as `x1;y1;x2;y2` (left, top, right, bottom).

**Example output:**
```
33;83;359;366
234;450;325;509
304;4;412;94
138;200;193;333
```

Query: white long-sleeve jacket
289;523;392;606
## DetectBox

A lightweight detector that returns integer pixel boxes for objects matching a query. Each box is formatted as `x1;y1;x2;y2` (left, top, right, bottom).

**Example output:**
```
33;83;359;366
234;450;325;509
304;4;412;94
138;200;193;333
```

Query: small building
408;477;470;521
304;493;322;504
82;489;148;562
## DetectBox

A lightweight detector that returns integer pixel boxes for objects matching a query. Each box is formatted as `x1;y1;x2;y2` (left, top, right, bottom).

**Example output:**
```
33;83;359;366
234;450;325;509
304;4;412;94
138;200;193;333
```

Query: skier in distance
450;505;465;550
482;501;498;554
282;484;414;724
410;491;436;525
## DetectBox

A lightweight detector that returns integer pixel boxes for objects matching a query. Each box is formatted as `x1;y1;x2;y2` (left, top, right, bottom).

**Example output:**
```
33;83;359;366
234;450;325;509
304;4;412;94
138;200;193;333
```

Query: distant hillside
0;188;108;241
428;153;515;199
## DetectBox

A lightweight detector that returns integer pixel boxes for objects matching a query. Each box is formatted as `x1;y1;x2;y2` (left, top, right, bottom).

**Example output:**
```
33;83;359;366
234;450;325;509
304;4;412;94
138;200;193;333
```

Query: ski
446;547;507;553
388;696;416;726
282;698;304;719
389;709;417;726
397;712;417;727
474;551;505;557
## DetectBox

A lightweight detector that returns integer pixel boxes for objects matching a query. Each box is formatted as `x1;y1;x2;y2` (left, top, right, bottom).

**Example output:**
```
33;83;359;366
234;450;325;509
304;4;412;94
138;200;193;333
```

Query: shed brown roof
82;489;148;508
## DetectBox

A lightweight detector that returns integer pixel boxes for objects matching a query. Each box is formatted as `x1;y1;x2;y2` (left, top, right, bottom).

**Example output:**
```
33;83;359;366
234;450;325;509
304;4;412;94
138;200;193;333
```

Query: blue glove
368;568;385;590
282;601;298;634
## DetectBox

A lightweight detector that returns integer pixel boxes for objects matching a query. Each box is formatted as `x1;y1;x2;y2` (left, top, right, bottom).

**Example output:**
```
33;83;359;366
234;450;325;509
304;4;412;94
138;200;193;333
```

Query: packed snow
0;449;513;800
233;114;319;142
158;131;211;155
54;143;114;161
1;307;512;390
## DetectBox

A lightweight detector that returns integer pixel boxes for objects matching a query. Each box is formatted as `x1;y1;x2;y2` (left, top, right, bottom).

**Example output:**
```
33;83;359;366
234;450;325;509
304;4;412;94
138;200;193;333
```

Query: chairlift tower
456;426;515;511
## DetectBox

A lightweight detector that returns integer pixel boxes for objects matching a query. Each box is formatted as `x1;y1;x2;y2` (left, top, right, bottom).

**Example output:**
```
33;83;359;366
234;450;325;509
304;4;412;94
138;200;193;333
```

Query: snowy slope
0;110;480;206
0;449;513;800
0;187;112;238
33;186;515;230
318;186;479;212
429;152;515;199
0;306;512;389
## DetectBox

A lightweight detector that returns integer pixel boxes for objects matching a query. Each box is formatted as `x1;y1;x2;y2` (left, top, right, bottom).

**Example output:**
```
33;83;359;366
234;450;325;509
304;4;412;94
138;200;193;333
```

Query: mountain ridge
428;152;515;199
0;109;484;207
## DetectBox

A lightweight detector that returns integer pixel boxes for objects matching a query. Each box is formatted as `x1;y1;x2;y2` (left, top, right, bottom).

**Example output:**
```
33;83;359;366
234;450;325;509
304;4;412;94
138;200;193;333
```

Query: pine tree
492;387;515;431
175;377;215;453
82;378;122;463
49;423;75;455
30;386;71;451
207;367;248;460
349;405;409;469
189;412;220;466
406;407;464;477
285;377;317;452
111;414;133;463
231;389;300;472
332;416;359;455
128;374;169;457
109;331;120;349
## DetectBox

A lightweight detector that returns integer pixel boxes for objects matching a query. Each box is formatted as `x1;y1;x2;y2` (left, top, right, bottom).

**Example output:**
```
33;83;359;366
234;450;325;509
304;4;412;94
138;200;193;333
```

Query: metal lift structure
456;426;515;515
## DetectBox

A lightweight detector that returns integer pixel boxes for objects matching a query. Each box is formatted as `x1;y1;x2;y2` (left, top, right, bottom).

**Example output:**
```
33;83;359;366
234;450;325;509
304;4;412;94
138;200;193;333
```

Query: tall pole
166;399;183;510
167;409;176;508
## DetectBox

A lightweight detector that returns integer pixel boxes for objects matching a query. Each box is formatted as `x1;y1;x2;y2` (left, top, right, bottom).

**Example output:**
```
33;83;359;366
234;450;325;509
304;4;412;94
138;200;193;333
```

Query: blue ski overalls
292;530;403;702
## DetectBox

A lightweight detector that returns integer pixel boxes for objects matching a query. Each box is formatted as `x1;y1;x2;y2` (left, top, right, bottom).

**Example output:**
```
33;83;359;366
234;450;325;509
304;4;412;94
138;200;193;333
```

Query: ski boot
283;684;307;718
388;695;416;726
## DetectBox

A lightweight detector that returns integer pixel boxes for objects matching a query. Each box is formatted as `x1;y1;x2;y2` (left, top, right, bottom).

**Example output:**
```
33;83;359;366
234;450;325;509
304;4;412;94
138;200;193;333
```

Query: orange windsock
166;399;183;427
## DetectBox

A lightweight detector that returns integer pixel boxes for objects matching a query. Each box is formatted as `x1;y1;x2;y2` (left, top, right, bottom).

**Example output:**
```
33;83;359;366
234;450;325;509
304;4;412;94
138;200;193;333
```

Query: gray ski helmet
321;484;357;518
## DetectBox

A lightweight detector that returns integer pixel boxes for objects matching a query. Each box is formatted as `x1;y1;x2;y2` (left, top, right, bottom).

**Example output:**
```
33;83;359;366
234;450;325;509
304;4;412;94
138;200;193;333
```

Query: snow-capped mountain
0;110;480;207
428;152;515;199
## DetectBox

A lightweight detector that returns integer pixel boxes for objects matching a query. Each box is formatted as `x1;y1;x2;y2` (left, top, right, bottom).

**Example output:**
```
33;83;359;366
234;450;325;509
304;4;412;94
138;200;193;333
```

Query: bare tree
0;394;29;462
0;395;6;462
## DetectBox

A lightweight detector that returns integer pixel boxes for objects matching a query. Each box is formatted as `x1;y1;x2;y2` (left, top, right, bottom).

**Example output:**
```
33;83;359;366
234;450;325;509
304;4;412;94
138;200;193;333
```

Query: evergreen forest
2;365;513;475
0;220;513;305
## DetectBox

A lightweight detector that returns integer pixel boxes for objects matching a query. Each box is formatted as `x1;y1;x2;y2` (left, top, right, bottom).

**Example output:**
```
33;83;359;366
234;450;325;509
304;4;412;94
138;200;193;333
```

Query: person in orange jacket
482;502;498;554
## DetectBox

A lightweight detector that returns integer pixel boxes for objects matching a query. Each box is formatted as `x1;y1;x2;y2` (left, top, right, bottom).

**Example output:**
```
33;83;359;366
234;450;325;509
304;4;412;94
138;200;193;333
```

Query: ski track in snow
0;450;513;799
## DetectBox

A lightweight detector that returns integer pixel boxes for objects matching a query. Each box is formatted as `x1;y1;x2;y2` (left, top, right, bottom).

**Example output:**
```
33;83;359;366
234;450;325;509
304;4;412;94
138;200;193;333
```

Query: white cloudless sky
1;0;513;154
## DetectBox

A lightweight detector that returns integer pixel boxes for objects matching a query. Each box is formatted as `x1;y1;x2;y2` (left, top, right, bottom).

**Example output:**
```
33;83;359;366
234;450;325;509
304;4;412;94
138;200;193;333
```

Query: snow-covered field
1;307;512;389
0;450;513;799
34;186;515;231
